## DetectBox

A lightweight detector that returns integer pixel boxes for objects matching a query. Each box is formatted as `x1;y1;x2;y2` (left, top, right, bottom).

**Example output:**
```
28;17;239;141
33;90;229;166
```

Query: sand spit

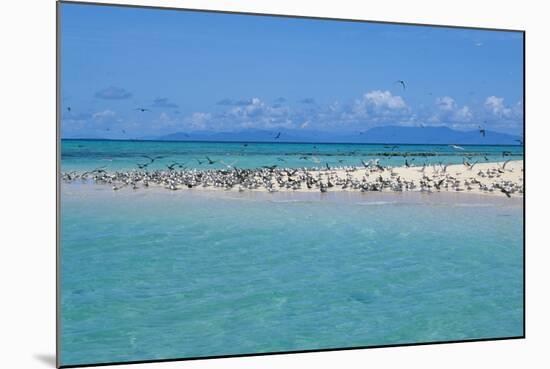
61;160;524;197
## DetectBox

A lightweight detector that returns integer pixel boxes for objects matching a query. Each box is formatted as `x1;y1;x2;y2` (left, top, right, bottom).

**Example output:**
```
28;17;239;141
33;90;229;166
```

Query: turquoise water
60;186;523;366
61;139;524;172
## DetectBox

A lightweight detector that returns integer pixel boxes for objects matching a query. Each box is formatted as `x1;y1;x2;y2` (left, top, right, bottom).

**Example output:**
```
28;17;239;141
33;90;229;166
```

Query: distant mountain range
155;126;522;145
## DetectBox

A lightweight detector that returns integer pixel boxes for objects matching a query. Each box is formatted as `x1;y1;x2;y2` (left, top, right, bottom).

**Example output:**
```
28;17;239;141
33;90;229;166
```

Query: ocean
60;139;523;172
59;140;524;366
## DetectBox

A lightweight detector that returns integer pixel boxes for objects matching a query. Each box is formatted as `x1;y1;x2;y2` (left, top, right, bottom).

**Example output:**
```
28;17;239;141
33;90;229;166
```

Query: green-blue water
61;139;523;172
60;184;523;366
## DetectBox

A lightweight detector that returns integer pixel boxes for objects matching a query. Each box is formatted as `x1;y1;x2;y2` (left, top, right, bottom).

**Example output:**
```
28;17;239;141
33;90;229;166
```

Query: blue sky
60;3;524;139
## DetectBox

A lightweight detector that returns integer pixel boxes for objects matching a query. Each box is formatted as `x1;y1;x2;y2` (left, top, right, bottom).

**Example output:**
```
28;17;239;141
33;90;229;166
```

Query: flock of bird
61;157;523;198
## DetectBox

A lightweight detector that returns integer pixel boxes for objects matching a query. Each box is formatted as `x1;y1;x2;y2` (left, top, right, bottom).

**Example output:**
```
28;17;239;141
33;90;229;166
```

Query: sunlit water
61;139;523;172
60;185;523;366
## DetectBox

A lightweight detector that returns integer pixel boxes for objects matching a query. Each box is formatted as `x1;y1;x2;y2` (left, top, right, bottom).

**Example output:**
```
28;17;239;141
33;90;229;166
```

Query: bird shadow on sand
33;353;56;367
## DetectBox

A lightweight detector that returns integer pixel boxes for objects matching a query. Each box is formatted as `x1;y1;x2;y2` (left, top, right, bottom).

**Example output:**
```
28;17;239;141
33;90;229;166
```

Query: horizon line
60;137;523;147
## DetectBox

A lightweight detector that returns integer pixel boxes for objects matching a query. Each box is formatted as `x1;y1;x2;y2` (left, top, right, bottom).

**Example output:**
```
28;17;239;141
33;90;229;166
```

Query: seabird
450;145;465;151
205;156;218;165
143;155;164;163
479;126;486;137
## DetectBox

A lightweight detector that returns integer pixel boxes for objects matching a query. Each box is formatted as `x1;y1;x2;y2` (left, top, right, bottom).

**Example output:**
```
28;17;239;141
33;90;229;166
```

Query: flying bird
500;187;512;198
449;144;465;151
135;108;150;112
143;155;164;163
515;139;524;145
166;162;186;170
67;106;71;112
479;126;486;137
274;132;281;139
463;159;478;170
395;80;406;90
405;158;415;167
205;156;218;165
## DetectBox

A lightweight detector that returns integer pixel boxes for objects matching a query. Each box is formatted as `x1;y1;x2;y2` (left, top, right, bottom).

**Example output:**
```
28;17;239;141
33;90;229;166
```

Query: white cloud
484;96;512;117
431;97;472;124
169;92;522;134
92;110;116;120
223;97;294;128
455;106;473;121
436;96;456;111
363;90;406;110
188;112;212;129
342;90;408;124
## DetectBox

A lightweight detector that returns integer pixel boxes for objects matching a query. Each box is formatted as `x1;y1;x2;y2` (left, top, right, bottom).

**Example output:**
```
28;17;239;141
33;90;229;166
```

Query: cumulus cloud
152;97;179;108
363;90;407;110
485;96;512;117
436;96;456;111
341;90;409;124
234;98;260;106
123;91;522;135
188;112;212;129
430;96;473;125
94;86;132;100
455;106;473;121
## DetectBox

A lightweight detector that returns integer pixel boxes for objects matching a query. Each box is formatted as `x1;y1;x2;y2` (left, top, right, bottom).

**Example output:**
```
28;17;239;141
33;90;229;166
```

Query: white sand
93;160;523;197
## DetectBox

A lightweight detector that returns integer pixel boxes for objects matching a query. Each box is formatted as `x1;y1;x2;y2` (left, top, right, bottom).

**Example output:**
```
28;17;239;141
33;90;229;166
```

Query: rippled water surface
61;139;524;172
60;187;523;366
